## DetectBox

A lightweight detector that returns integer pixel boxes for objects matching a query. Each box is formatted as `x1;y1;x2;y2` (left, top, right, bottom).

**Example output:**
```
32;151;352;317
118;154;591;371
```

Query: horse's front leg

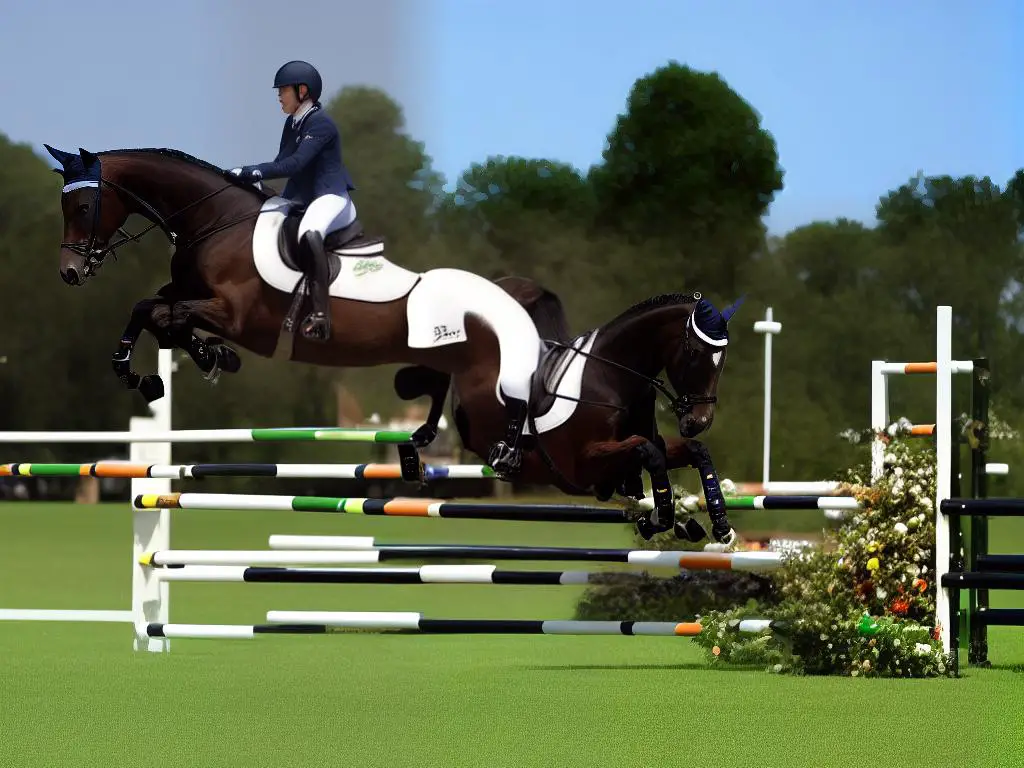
663;437;736;546
112;297;174;403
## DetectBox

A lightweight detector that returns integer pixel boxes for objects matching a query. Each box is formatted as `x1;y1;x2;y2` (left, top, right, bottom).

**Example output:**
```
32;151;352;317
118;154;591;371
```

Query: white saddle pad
251;196;420;303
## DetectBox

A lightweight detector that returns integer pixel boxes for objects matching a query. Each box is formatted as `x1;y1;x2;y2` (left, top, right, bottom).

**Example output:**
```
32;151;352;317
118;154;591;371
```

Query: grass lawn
1;501;1022;768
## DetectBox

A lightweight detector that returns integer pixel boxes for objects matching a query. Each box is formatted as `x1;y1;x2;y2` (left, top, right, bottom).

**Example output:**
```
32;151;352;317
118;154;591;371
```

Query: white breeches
298;193;357;239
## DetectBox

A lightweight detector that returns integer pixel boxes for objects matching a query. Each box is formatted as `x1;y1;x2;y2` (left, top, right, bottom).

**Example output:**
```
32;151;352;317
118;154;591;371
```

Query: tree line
2;61;1022;495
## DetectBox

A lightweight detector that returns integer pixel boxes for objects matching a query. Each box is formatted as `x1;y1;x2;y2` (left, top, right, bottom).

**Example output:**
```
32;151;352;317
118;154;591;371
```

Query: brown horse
397;276;741;542
43;144;740;543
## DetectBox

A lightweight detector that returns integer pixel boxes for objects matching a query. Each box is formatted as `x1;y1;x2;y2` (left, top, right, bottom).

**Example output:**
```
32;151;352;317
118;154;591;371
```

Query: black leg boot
487;396;529;480
299;230;331;342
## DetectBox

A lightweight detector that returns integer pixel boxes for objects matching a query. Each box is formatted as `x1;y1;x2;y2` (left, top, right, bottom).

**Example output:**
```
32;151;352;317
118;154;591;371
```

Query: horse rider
226;60;356;342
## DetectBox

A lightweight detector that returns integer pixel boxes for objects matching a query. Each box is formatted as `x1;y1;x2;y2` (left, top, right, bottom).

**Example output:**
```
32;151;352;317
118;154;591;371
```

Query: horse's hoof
674;518;707;542
397;442;423;482
138;375;165;403
635;517;656;541
712;526;737;546
213;343;241;374
410;423;437;448
618;474;644;499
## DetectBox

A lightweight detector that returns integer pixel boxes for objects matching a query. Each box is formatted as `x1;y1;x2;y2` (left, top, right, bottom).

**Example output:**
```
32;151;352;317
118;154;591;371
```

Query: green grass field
1;501;1023;768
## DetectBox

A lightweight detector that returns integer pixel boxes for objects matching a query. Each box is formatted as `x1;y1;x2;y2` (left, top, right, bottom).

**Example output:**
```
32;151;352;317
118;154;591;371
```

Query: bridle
526;293;724;495
540;291;720;420
60;175;261;280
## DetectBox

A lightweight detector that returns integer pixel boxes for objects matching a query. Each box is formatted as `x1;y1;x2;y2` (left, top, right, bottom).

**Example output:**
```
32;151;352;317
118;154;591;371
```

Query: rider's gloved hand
225;167;263;184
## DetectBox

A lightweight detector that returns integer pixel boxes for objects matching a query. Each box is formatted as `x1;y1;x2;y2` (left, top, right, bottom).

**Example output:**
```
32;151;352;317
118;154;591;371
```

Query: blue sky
1;0;1020;234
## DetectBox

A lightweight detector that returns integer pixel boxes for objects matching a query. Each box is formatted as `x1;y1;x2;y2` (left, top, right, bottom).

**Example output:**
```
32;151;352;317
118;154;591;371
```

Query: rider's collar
291;100;317;127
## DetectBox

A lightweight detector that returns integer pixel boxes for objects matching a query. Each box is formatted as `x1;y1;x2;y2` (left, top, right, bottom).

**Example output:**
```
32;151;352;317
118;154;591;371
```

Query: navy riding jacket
253;105;355;204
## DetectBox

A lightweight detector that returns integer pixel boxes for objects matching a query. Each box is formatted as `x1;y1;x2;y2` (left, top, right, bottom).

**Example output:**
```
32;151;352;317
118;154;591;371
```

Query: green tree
437;155;599;300
324;85;444;271
588;61;784;297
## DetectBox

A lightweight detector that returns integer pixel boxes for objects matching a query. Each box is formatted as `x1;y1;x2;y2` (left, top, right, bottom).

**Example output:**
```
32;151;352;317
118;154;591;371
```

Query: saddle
277;212;385;285
275;208;387;341
528;339;583;418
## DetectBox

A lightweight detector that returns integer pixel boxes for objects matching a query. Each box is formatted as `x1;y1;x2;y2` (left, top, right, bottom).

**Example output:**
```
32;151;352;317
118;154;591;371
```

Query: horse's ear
721;294;747;322
44;143;72;168
78;147;99;167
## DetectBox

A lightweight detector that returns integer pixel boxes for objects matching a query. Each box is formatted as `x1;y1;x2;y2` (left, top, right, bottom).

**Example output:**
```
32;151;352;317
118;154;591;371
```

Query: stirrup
300;311;330;341
487;440;522;479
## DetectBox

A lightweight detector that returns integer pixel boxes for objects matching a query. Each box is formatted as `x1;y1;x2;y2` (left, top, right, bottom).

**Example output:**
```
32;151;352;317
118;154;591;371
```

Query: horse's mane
100;147;275;200
602;293;696;331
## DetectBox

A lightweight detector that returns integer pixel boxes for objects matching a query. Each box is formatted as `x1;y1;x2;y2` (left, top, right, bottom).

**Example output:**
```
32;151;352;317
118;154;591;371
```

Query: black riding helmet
273;60;322;103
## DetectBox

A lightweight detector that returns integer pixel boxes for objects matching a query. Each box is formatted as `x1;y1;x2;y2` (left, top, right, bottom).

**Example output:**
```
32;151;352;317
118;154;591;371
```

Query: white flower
720;478;736;495
915;643;931;655
681;495;700;512
894;522;909;534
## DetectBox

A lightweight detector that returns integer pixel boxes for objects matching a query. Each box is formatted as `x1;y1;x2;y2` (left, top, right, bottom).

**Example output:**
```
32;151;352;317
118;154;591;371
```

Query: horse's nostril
61;268;80;286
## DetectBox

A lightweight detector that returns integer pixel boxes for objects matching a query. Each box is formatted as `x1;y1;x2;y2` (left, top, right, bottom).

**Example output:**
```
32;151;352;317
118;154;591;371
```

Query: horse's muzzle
679;412;713;438
60;265;83;286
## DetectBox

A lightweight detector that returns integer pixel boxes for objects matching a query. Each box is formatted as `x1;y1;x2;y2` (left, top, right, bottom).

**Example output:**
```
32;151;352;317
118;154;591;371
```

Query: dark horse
43;144;740;544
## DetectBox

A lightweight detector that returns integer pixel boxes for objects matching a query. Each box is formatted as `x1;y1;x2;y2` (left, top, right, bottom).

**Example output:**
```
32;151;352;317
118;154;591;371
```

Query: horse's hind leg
587;435;692;541
162;297;243;381
394;365;451;447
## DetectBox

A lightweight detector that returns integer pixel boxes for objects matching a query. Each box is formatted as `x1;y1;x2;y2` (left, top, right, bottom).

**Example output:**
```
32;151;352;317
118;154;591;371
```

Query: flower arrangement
689;433;954;676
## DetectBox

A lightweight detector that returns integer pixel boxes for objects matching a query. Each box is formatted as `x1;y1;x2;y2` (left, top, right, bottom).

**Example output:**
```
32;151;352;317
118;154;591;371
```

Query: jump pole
141;546;783;570
132;493;637;524
2;462;494;481
137;612;784;640
144;564;742;585
265;536;784;569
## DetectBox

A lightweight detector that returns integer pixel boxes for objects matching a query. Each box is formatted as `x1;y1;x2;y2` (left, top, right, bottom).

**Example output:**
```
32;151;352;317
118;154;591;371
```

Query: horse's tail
494;275;573;344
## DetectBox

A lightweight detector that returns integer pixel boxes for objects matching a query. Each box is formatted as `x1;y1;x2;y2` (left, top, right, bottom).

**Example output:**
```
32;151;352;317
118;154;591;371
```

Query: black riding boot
487;396;529;480
300;231;331;342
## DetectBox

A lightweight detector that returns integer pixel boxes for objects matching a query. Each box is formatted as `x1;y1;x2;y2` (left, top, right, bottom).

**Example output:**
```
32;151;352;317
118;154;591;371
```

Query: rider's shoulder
306;107;337;130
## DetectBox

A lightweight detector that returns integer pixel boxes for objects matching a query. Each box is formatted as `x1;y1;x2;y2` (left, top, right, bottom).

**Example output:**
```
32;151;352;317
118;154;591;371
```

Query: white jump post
869;360;889;483
935;306;953;657
131;349;175;652
753;308;782;486
869;306;1008;658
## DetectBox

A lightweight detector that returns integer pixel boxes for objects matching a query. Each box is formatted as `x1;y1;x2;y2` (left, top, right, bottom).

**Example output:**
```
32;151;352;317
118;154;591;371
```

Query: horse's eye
76;203;89;216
